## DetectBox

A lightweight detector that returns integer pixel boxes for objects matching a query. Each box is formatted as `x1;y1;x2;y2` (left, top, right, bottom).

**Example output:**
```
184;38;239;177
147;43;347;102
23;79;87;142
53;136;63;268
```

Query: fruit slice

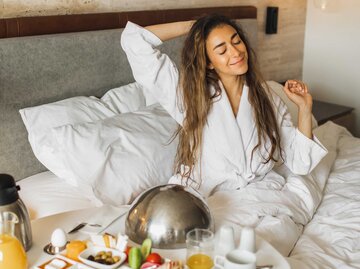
141;238;152;260
129;247;142;269
140;261;160;269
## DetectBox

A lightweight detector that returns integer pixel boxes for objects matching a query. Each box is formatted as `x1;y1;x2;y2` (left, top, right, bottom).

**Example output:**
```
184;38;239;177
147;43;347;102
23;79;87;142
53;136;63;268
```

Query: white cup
215;225;236;256
238;227;255;253
214;249;256;269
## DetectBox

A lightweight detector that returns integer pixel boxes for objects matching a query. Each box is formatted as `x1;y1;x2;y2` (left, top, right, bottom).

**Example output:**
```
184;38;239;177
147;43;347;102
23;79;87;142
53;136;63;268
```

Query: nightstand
312;100;355;134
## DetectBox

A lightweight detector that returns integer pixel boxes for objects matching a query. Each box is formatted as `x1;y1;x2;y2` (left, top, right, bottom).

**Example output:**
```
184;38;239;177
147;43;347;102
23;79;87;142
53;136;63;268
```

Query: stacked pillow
19;82;179;205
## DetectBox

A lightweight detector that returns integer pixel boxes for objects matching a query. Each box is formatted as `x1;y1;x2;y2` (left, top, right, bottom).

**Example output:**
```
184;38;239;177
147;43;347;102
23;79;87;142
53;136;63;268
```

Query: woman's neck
221;75;244;98
220;75;245;116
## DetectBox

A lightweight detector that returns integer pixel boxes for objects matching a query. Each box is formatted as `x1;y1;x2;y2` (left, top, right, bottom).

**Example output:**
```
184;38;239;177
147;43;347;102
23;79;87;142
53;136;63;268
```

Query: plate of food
78;246;127;269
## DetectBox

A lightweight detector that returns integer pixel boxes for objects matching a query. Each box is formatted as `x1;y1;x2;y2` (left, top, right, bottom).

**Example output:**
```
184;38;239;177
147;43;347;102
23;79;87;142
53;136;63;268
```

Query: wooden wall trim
0;6;256;39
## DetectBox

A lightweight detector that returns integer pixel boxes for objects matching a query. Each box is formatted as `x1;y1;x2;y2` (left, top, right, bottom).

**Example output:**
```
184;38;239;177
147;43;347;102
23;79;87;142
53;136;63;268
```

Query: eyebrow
213;33;239;50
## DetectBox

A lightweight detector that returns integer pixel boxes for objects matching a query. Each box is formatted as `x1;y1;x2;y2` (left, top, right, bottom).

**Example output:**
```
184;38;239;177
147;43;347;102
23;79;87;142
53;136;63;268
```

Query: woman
121;14;327;197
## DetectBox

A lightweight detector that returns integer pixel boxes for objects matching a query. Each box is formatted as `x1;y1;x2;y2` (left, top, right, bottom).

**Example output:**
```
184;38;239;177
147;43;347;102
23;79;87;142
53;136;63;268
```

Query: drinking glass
186;228;214;269
0;211;27;269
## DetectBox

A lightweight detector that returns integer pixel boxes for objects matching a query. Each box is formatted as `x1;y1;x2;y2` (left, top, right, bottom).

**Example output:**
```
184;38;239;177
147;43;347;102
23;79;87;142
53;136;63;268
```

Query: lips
230;57;245;66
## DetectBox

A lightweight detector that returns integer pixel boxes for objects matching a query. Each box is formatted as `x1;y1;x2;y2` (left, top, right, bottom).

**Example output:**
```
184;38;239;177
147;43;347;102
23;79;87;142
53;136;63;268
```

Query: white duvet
207;121;360;268
21;121;359;268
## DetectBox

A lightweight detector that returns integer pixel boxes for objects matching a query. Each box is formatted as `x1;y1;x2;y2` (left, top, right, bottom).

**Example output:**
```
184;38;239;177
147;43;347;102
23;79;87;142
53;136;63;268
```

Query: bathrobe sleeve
273;95;328;175
120;21;184;125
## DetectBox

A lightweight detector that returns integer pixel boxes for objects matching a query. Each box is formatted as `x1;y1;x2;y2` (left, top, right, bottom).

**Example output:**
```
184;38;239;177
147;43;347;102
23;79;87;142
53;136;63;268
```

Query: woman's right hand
145;20;195;42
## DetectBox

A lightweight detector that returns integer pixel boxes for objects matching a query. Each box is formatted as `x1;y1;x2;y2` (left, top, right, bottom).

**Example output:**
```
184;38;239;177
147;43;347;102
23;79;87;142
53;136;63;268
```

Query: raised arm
121;21;193;125
145;21;194;41
283;80;313;139
272;95;327;175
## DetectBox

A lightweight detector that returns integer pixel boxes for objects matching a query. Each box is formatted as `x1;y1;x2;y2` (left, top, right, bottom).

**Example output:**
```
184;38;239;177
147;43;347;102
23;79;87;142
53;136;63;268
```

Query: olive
106;257;114;264
87;255;95;261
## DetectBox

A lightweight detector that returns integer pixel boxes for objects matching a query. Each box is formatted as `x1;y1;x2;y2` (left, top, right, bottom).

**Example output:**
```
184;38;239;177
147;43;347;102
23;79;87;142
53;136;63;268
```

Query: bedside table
312;100;355;134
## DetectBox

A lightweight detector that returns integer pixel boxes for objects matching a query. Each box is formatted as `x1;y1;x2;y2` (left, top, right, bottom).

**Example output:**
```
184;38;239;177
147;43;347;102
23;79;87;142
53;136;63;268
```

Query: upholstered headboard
0;6;257;180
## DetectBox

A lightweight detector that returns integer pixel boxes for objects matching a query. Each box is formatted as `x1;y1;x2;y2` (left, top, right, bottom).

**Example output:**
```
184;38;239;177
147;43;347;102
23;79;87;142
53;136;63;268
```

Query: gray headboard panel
0;15;257;181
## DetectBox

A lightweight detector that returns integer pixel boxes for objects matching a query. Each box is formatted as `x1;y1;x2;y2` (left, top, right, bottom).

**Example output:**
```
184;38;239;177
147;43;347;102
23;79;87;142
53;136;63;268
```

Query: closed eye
213;33;241;55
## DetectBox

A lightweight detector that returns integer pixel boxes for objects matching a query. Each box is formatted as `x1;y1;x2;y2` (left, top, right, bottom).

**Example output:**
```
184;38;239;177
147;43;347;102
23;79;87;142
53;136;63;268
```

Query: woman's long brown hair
174;14;282;183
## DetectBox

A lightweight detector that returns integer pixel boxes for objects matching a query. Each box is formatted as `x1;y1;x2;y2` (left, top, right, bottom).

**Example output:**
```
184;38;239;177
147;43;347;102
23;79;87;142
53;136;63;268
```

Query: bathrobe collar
205;81;256;174
236;83;257;153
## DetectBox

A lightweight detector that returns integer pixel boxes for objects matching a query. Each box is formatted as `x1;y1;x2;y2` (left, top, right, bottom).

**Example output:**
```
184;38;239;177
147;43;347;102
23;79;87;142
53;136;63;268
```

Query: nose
228;44;241;57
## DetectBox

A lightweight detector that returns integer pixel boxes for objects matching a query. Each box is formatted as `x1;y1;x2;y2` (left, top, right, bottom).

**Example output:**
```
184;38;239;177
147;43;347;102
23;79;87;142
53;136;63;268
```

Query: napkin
79;205;129;234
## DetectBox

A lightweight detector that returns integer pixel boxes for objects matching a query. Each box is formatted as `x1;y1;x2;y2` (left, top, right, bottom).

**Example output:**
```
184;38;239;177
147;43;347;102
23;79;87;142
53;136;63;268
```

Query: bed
1;6;360;269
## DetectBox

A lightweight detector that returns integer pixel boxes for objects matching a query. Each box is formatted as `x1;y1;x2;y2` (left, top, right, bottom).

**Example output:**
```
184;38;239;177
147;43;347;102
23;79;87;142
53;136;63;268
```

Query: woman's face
205;24;248;79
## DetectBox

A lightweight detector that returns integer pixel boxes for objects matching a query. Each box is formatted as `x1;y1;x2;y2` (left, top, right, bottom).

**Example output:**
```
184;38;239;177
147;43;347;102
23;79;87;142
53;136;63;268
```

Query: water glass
186;228;214;269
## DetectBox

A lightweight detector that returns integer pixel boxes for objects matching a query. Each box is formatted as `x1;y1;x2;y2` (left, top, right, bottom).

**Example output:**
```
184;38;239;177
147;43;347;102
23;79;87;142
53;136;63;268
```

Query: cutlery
67;222;102;234
256;266;273;269
67;209;129;234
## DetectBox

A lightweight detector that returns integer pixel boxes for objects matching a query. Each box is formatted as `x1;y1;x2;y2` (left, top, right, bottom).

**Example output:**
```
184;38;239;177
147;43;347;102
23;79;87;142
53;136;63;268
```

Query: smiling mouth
230;57;245;65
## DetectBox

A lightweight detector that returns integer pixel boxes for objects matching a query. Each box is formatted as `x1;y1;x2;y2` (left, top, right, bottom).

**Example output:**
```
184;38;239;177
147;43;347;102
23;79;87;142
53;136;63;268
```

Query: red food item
141;261;160;269
125;245;132;263
146;253;162;264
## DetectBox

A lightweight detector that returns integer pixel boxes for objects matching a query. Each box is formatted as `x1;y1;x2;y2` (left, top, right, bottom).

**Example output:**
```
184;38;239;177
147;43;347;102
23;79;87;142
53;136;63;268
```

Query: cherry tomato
145;253;162;264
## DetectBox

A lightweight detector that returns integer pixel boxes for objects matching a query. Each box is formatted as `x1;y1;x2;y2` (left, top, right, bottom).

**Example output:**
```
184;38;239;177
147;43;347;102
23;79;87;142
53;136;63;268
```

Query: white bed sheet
18;171;102;220
288;129;360;269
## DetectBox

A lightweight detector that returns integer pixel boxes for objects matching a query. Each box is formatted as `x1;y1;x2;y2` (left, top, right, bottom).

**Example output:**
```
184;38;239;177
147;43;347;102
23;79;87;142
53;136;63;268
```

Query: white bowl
78;246;126;269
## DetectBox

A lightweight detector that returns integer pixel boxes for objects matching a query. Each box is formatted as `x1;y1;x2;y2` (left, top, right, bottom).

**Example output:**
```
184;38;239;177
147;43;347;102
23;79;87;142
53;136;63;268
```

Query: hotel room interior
1;0;359;268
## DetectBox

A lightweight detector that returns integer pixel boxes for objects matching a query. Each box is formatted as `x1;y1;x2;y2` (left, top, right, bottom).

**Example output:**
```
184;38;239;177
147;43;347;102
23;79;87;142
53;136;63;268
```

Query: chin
228;64;248;75
233;67;248;76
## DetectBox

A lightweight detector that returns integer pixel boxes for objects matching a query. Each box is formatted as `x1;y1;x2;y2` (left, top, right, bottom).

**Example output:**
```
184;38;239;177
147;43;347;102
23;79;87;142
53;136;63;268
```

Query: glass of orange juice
0;211;27;269
186;228;214;269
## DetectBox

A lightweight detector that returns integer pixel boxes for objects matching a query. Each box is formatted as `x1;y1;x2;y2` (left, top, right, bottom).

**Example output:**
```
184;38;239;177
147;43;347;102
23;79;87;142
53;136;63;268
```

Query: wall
303;0;360;136
0;0;307;82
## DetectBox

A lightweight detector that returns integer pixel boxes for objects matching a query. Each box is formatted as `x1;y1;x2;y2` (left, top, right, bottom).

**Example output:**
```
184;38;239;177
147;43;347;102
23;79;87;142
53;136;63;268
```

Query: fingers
286;79;308;95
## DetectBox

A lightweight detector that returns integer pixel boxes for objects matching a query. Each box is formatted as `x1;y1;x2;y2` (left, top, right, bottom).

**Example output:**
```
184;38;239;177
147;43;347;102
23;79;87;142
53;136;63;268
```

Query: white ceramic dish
78;246;127;269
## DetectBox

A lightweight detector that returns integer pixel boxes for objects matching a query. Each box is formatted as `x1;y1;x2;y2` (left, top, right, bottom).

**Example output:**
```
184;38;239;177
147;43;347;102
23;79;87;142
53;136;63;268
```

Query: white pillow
18;171;101;220
19;96;117;185
266;81;318;129
52;104;179;205
101;82;158;113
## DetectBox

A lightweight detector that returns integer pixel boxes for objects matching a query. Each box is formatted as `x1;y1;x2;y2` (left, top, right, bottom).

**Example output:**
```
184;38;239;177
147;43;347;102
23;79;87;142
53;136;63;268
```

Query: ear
207;62;214;70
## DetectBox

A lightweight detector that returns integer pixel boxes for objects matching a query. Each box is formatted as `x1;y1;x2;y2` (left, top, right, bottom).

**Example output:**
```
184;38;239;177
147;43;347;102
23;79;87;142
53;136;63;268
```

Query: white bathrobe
121;22;328;198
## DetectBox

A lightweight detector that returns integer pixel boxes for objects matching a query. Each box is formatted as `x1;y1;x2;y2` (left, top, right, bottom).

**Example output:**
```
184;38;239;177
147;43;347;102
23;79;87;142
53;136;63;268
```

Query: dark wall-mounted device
266;7;279;34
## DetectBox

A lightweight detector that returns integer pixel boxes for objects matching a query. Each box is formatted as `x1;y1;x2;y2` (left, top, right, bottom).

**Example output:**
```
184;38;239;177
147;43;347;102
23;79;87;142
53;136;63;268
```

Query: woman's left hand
283;80;313;112
283;80;313;138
